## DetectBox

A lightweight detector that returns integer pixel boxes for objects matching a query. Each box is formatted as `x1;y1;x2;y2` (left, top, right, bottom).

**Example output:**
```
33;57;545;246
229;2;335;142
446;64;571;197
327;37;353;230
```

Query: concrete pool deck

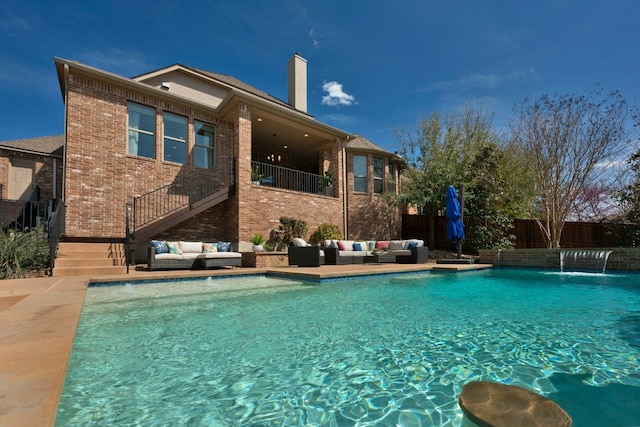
0;261;491;426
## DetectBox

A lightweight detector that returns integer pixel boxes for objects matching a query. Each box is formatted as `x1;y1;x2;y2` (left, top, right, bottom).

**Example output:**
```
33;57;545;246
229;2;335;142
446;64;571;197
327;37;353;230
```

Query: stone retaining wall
478;248;640;272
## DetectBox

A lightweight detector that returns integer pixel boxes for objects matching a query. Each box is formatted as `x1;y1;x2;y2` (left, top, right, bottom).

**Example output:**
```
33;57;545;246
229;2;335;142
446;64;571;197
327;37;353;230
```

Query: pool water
56;270;640;426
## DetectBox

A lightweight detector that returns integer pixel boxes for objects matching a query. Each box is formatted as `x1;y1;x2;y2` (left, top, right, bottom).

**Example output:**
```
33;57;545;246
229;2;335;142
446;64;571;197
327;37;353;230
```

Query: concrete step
54;257;126;267
53;242;128;277
52;265;128;277
56;248;125;259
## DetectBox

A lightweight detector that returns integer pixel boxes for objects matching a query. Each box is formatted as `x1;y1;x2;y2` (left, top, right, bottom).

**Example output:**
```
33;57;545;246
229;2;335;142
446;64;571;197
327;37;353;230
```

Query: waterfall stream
560;250;613;273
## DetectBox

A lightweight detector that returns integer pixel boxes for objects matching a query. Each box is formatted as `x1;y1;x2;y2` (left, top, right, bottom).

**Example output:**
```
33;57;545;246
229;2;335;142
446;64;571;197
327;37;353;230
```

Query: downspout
342;137;348;238
62;64;69;203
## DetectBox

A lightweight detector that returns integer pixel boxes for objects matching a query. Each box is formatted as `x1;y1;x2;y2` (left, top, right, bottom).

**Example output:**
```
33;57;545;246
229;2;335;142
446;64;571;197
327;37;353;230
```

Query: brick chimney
287;53;307;113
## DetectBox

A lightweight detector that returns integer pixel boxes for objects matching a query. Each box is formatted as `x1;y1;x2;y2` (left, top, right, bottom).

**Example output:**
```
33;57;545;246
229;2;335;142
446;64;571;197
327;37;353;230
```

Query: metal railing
251;161;333;196
131;158;236;233
1;199;53;237
48;199;66;273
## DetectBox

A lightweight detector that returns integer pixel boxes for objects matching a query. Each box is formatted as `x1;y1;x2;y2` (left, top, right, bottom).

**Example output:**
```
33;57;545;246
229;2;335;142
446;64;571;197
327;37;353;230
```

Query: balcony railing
251;161;333;196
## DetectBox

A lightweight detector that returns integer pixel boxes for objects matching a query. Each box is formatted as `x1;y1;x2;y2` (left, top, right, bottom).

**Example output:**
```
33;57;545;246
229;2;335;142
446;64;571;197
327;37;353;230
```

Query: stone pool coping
0;261;490;426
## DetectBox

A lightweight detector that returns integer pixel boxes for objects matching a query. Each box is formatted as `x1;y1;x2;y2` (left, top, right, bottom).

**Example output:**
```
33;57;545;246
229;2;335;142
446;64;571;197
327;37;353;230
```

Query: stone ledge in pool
459;381;572;427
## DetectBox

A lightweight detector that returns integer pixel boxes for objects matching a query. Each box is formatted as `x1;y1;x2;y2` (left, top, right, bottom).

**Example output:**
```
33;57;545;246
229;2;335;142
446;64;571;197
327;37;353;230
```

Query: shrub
0;231;50;279
272;217;308;250
250;233;266;245
310;223;342;244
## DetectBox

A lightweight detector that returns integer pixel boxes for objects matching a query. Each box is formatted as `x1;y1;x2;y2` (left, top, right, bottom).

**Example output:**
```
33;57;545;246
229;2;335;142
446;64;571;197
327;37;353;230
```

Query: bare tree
510;88;629;247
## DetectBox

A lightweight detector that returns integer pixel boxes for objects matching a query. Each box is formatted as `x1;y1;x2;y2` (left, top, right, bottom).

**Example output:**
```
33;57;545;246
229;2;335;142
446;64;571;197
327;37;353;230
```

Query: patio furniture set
288;238;428;267
146;238;428;270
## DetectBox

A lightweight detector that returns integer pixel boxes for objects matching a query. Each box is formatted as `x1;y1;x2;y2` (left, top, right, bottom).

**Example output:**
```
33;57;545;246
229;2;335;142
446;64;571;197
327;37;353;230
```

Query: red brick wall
0;148;62;201
345;151;402;240
63;73;235;239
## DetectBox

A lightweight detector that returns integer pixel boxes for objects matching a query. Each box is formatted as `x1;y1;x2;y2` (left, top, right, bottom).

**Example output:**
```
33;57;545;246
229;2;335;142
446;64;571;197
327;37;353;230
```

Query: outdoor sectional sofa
148;240;242;270
326;239;428;265
288;238;428;267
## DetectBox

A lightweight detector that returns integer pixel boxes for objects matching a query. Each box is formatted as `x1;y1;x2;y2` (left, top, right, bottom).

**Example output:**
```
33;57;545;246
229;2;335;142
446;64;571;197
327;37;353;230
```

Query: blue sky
1;0;639;153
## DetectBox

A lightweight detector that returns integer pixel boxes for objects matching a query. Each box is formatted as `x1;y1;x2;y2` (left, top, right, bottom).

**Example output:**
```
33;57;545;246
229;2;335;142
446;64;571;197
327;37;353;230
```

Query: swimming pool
56;269;640;426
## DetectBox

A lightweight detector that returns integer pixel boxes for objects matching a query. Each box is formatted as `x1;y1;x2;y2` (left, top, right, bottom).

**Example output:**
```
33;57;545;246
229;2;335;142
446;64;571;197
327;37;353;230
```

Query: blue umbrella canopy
446;185;465;242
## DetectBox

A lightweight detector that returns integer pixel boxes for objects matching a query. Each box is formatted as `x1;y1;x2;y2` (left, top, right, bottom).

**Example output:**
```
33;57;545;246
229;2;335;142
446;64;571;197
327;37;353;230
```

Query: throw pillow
150;240;168;254
292;237;307;247
203;243;218;253
337;241;347;251
353;242;362;251
407;241;418;249
375;241;390;250
167;241;183;255
218;241;231;252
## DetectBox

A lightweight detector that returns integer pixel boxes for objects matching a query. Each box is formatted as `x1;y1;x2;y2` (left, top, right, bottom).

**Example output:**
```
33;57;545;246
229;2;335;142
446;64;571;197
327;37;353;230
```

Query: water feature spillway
560;250;613;273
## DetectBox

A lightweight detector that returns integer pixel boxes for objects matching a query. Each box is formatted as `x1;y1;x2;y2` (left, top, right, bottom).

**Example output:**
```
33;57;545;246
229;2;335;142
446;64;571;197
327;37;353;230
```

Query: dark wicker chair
288;245;324;267
396;246;429;264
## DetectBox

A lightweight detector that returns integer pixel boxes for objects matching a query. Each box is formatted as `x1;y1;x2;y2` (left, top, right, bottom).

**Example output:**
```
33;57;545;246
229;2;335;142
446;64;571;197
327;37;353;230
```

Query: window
373;157;384;194
388;162;396;194
163;113;187;164
353;155;367;192
194;121;215;169
127;102;155;158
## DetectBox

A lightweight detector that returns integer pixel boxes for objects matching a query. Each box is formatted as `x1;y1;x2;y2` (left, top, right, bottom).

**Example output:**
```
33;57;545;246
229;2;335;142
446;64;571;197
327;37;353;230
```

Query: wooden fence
402;214;640;250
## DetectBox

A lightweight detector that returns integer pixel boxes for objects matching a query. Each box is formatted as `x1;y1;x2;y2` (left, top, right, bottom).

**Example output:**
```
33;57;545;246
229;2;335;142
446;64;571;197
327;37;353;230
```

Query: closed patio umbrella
446;185;465;258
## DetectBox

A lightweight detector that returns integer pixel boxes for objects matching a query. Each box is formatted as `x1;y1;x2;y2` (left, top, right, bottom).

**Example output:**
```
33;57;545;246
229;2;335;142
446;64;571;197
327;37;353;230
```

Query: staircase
52;242;127;277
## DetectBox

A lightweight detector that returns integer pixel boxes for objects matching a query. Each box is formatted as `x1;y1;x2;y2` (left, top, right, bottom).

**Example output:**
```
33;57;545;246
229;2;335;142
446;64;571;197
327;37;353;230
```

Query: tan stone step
54;257;126;268
52;265;128;277
56;250;127;259
53;242;128;277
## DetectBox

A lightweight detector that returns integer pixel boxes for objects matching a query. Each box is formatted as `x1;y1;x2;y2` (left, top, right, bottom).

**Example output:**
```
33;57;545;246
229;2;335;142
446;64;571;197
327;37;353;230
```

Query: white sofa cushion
154;253;184;260
339;250;368;257
198;252;242;259
180;241;203;254
389;240;405;251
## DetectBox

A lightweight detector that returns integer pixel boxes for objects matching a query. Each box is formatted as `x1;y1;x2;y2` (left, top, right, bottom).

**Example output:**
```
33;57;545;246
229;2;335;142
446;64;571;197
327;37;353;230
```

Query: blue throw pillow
407;241;418;249
218;241;231;252
353;242;362;251
151;240;168;254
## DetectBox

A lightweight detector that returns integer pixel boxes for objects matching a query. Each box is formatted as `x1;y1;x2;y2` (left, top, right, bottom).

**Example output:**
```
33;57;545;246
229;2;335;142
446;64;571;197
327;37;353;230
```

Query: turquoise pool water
56;270;640;426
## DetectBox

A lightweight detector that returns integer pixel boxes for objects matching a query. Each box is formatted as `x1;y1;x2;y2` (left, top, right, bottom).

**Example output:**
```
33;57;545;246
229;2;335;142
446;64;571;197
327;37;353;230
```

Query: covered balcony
249;109;341;197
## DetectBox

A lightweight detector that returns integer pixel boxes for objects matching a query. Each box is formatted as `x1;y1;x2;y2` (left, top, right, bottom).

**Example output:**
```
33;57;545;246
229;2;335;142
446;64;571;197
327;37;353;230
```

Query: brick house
47;53;403;272
0;135;64;231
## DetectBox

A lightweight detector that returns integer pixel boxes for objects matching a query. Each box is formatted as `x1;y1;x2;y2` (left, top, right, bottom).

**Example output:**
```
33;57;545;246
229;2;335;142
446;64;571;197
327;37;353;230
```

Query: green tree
464;145;516;250
395;102;531;250
510;88;629;248
618;148;640;224
396;104;484;247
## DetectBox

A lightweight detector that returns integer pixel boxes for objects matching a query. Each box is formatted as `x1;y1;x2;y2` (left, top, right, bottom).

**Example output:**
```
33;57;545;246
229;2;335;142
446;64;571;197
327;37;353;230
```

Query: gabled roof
346;134;405;165
180;65;298;113
0;135;64;157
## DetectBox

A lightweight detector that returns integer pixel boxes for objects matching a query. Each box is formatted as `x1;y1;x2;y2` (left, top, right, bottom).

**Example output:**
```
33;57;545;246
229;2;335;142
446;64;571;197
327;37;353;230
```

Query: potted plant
250;233;266;252
321;170;333;196
251;167;262;185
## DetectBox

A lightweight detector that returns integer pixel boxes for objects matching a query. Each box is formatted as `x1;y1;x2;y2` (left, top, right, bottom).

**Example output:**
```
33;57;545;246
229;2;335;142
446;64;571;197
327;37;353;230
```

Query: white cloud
0;16;30;36
418;68;536;93
322;81;356;106
79;48;151;76
309;29;319;48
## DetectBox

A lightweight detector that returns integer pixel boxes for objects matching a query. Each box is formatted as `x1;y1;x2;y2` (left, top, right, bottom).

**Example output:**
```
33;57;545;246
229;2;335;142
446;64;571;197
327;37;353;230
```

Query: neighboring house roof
0;135;64;157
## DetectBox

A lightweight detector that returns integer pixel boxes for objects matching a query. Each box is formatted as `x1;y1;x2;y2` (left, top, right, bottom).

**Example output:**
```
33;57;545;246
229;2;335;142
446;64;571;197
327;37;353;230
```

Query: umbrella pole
457;185;464;259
